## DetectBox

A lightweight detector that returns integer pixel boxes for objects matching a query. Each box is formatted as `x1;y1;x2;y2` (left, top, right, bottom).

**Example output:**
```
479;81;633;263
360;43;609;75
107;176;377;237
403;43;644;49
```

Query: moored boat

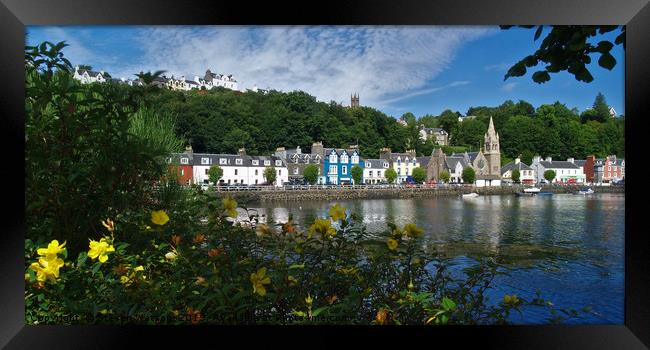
577;187;595;195
523;187;541;193
462;192;479;198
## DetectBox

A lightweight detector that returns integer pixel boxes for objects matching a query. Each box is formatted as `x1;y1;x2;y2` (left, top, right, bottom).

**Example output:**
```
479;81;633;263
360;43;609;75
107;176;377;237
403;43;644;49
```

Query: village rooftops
169;152;286;167
500;160;533;176
364;159;390;169
537;160;581;169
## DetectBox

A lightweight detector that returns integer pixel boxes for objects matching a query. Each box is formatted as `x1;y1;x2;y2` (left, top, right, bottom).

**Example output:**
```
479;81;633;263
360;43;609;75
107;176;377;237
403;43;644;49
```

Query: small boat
577;188;594;195
523;187;541;193
462;192;479;198
515;192;535;197
536;192;554;196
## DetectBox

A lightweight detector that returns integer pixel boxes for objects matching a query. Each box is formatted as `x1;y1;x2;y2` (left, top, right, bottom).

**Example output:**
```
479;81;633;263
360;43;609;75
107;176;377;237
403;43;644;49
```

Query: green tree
303;164;319;185
400;112;417;126
412;167;426;184
439;170;450;184
544;170;556;183
385;168;397;184
502;25;624;83
351;165;363;185
264;167;277;185
208;165;223;186
462;167;476;184
78;64;92;70
511;169;521;183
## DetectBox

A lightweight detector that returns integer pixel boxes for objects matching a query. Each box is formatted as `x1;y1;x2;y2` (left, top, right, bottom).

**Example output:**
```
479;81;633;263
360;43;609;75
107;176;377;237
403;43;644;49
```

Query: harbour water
243;193;625;324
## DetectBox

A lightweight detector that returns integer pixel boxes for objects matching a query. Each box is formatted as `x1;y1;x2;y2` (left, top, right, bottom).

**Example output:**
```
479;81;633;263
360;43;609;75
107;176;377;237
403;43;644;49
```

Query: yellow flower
223;197;238;218
151;210;170;226
386;238;398;251
250;267;271;297
256;223;272;237
101;218;115;232
308;218;337;239
133;265;144;272
88;237;115;263
305;293;313;306
403;223;424;238
29;253;64;283
287;275;298;286
328;204;347;222
165;251;177;260
36;240;66;259
503;294;520;306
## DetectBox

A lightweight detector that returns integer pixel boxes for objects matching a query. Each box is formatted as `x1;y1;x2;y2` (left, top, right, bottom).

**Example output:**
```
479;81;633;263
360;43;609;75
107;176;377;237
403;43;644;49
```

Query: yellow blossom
403;223;424;238
503;294;520;306
165;251;177;260
386;238;398;251
88;238;115;263
36;240;66;259
29;259;60;283
308;218;337;239
250;267;271;297
222;197;238;218
256;223;272;237
328;204;347;222
287;275;298;286
101;218;115;232
151;210;170;226
305;293;313;306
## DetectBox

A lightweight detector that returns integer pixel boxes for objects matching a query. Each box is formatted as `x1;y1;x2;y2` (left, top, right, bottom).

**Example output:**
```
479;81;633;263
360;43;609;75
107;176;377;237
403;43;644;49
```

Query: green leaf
534;26;544;41
77;252;88;267
596;41;614;53
532;71;551;83
598;53;616;70
288;263;305;269
312;306;328;317
441;297;456;311
92;262;102;275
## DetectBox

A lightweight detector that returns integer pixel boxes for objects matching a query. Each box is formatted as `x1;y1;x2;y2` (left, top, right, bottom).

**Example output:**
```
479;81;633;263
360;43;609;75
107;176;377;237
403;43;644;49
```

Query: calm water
243;193;625;324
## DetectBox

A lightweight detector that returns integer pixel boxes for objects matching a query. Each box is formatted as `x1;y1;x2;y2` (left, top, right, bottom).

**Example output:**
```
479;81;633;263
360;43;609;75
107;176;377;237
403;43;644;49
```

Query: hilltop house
418;126;449;145
73;66;108;84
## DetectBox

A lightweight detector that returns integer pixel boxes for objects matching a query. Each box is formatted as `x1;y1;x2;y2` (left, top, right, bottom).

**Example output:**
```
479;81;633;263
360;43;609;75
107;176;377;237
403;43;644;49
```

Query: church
421;116;501;186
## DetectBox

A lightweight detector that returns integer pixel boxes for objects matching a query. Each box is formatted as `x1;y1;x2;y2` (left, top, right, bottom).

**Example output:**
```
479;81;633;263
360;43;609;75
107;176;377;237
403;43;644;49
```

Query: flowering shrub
25;192;586;325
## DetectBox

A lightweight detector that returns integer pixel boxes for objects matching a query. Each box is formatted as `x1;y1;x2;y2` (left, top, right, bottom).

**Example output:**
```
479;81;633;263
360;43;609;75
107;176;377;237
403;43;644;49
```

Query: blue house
322;147;365;185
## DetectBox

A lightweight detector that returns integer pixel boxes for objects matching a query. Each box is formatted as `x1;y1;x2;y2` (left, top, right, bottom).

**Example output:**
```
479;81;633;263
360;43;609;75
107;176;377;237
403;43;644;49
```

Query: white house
363;159;390;184
444;156;468;183
191;150;287;187
501;158;536;184
530;156;585;184
73;66;108;84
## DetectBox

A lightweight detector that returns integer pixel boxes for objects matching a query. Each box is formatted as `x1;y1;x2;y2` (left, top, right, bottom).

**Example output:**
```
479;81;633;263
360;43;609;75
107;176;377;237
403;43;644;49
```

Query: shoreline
210;185;624;203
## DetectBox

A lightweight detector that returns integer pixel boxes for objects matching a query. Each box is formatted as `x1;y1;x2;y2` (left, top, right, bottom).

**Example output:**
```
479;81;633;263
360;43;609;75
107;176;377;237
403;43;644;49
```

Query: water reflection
245;193;625;324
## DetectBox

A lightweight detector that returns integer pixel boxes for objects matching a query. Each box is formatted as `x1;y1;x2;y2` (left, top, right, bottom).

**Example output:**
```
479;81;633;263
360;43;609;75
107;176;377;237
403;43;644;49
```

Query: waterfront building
476;116;502;187
379;148;420;184
322;145;365;185
530;156;585;184
363;159;390;184
190;148;287;187
444;154;469;183
273;145;322;183
601;155;625;182
501;157;535;184
418;126;449;145
167;146;195;185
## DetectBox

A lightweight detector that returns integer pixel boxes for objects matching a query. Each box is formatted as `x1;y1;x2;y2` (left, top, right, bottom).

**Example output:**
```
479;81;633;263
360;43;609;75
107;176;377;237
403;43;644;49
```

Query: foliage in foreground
25;192;586;325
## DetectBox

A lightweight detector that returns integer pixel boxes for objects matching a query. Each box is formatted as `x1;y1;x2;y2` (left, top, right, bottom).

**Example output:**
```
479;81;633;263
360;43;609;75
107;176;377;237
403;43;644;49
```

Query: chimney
238;147;247;156
532;155;541;164
185;145;193;155
545;156;552;162
379;148;392;160
311;141;324;156
567;158;574;164
194;75;200;83
349;144;359;150
515;158;520;164
296;146;302;154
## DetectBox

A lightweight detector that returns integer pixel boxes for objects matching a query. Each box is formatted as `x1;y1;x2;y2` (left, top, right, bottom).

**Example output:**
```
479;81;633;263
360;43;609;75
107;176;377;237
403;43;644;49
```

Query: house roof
365;159;389;169
324;148;360;156
416;157;430;166
574;160;587;167
187;153;286;167
445;156;468;170
538;161;580;169
500;161;532;176
78;69;103;77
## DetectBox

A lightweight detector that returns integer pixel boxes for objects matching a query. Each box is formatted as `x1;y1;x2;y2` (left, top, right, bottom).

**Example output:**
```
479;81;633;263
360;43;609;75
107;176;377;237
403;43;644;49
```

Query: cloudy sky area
26;26;625;117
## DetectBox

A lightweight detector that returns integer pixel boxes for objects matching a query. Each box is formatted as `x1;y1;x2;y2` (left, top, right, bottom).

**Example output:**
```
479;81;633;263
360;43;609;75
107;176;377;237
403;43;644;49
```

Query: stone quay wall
211;185;624;203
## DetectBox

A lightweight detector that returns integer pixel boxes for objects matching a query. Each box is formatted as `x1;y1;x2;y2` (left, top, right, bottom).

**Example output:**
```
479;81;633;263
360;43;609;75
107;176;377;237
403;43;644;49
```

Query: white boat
578;188;594;195
462;192;479;198
523;187;541;193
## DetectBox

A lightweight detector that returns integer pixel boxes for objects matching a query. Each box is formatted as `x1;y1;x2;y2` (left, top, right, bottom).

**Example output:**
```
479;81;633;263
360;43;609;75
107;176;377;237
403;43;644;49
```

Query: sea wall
211;185;624;203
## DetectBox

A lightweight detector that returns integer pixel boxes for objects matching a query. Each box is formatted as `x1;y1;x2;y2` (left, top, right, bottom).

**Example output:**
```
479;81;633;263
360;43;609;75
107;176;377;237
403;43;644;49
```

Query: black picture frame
1;0;648;348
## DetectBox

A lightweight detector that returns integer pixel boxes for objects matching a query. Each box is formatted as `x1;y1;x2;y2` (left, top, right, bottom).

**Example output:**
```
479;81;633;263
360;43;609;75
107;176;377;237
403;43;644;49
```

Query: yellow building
379;148;420;183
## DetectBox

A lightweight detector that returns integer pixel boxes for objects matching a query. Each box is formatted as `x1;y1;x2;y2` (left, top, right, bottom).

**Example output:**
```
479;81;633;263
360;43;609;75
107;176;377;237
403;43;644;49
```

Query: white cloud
106;26;494;107
501;82;518;92
484;62;511;72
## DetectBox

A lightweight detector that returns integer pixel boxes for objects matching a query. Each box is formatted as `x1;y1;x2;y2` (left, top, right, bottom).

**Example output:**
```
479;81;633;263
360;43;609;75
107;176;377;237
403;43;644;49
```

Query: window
219;158;227;165
236;159;242;165
276;160;282;166
205;169;209;175
278;170;282;175
341;154;349;163
294;168;299;175
329;154;338;163
252;160;259;166
181;158;189;165
235;169;238;175
228;179;231;184
255;179;258;184
255;169;258;175
342;166;347;175
180;169;184;176
397;159;401;165
202;157;210;165
329;165;337;174
264;160;271;166
378;171;382;177
366;162;371;168
351;155;359;164
369;170;373;177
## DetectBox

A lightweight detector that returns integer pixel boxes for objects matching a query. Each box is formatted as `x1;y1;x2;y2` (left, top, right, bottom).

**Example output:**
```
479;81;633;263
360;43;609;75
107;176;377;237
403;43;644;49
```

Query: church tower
483;116;500;176
351;93;359;107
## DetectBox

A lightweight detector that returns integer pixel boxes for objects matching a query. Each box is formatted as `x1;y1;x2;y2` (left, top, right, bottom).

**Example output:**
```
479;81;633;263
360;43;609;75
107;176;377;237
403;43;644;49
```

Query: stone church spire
483;116;500;176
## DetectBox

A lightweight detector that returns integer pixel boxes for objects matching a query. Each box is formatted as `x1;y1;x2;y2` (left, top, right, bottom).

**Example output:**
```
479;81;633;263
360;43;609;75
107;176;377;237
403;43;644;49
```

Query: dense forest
148;87;624;164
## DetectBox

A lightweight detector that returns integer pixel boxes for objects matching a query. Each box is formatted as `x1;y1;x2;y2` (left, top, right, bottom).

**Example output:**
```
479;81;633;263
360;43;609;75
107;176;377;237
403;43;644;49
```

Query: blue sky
26;26;625;118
